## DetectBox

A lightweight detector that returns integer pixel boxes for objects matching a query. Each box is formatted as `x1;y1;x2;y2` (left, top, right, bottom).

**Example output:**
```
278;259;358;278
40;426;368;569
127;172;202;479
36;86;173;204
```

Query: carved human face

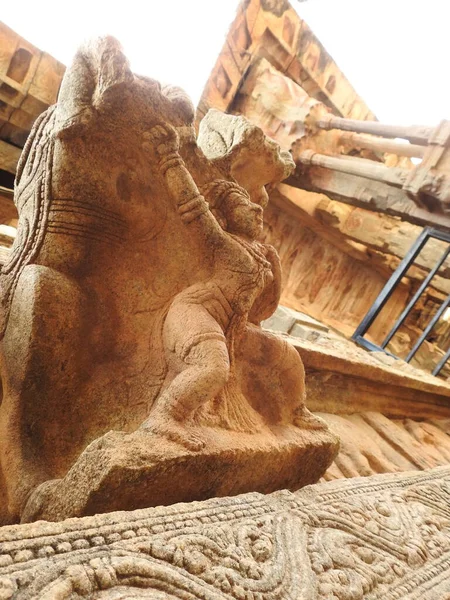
223;194;264;239
228;137;295;206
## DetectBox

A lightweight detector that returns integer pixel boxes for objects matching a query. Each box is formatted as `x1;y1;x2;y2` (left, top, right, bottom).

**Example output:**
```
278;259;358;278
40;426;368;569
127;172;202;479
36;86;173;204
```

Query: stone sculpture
0;37;338;525
1;465;450;599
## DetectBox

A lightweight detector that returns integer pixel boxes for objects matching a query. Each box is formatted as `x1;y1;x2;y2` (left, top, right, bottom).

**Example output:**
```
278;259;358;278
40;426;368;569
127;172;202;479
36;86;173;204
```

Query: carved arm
145;124;216;226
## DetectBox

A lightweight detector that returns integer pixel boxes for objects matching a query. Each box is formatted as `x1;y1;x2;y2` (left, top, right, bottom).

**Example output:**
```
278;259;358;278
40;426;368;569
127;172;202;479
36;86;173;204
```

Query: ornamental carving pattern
1;466;450;599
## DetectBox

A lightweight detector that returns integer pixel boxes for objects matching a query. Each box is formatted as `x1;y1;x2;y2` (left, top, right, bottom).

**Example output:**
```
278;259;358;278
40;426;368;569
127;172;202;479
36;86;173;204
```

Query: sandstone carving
1;465;450;599
0;36;338;525
321;412;450;480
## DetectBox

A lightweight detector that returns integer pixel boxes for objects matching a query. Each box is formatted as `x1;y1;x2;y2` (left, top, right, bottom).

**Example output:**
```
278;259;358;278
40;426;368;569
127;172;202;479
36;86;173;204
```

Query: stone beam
289;166;450;232
315;113;433;145
297;150;408;187
275;184;450;296
278;183;450;277
291;334;450;420
269;186;395;281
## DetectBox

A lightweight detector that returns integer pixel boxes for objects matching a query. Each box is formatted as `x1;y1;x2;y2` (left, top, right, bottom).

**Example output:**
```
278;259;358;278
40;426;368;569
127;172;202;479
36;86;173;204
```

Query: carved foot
293;407;329;431
21;479;62;523
141;414;205;452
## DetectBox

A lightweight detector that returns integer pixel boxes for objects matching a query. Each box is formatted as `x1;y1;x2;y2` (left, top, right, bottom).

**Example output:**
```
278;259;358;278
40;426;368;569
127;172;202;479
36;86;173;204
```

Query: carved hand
143;123;180;157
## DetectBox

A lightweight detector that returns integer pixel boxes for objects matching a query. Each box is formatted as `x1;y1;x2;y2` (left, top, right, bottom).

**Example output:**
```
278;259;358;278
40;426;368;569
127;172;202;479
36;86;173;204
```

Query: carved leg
237;324;327;430
141;302;230;451
0;265;89;522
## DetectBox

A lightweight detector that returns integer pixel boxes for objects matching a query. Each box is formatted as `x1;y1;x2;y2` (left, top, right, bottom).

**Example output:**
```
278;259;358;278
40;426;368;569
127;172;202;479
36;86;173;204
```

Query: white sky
297;0;450;125
2;0;449;126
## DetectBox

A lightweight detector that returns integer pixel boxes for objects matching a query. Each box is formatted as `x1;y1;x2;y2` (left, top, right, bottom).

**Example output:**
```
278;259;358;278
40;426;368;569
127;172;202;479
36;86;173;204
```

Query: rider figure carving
141;124;325;450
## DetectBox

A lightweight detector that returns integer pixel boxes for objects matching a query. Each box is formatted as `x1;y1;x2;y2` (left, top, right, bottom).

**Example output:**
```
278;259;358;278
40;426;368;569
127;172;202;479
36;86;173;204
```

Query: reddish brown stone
0;37;338;525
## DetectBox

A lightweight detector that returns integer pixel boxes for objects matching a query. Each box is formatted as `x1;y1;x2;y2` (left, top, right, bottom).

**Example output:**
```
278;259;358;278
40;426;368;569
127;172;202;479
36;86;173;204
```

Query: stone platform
22;425;338;523
1;465;450;599
264;306;450;420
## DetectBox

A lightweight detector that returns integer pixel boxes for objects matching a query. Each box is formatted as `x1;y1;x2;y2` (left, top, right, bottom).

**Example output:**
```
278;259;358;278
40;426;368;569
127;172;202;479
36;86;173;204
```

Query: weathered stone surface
0;36;337;526
0;22;65;173
321;412;450;480
0;141;21;175
21;427;334;523
277;182;450;288
263;305;328;337
1;466;450;598
262;195;410;339
260;311;450;422
290;159;450;233
290;332;450;419
197;0;375;126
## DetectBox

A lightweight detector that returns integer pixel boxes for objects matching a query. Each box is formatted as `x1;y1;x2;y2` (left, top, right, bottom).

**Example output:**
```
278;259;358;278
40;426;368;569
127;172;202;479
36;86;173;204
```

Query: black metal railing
352;227;450;377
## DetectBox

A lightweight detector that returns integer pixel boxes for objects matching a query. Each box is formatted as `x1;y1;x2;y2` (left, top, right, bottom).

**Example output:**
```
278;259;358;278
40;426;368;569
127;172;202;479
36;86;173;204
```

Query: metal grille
352;227;450;377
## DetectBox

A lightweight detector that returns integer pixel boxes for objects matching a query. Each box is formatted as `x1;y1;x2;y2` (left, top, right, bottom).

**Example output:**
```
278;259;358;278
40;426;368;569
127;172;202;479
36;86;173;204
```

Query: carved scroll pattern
1;467;450;599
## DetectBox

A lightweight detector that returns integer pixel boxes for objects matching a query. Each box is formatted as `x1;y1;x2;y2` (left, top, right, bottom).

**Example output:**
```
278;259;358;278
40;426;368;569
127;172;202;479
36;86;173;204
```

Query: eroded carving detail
1;467;450;599
0;37;337;525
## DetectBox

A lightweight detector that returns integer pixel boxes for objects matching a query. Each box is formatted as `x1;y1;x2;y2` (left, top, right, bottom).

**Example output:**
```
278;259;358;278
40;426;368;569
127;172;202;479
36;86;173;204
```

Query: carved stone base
2;466;450;599
22;425;338;523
